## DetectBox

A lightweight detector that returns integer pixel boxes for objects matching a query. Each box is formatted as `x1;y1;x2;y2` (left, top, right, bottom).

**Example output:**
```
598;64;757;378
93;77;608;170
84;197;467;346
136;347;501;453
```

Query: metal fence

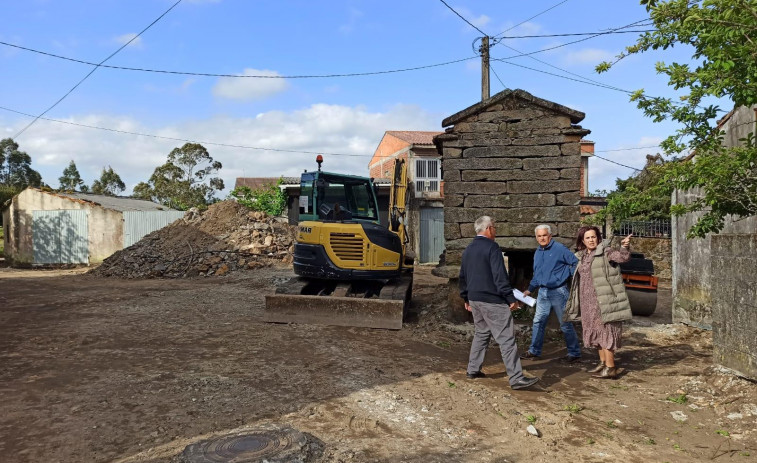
614;220;672;238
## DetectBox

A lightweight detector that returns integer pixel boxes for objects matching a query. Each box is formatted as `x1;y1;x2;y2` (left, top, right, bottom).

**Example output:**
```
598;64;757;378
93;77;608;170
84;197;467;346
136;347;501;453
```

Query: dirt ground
1;265;755;463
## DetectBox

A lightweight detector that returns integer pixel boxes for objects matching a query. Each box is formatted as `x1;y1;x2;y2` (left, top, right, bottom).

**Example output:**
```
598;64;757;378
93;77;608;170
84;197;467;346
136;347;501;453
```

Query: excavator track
264;273;412;330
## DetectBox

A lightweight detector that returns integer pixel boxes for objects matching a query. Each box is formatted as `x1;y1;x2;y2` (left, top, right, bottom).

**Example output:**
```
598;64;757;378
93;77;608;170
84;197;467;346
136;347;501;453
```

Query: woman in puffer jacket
564;226;632;379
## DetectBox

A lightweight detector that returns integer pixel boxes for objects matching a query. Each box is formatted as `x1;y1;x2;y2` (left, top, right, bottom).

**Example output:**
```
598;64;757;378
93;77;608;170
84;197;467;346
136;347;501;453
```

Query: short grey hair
474;216;494;234
535;224;552;234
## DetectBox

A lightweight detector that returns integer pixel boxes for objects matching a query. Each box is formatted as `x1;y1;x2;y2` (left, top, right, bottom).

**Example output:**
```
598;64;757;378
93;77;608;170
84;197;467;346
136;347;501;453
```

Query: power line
593;154;641;171
494;0;569;38
438;0;488;36
490;64;507;91
13;0;183;139
0;40;477;79
497;29;653;39
0;105;371;158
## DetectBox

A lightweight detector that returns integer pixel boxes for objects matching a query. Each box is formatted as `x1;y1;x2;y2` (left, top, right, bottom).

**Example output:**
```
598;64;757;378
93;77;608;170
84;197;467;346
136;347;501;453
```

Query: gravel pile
90;200;296;278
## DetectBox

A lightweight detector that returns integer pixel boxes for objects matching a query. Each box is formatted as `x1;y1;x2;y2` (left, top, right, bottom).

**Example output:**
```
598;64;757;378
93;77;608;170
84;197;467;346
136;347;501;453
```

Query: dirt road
1;265;755;462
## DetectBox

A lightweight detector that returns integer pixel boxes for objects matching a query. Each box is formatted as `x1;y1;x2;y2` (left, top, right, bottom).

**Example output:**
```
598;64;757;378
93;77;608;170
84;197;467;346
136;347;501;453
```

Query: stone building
672;104;757;379
432;89;590;313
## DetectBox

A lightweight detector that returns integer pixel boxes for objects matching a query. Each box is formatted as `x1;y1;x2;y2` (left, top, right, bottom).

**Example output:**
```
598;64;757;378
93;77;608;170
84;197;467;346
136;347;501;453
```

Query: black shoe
466;371;486;379
519;351;540;360
564;355;581;363
511;376;540;390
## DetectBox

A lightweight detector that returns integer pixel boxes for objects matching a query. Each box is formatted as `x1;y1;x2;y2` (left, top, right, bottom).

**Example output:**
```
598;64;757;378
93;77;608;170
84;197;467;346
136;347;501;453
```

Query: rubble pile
91;200;296;278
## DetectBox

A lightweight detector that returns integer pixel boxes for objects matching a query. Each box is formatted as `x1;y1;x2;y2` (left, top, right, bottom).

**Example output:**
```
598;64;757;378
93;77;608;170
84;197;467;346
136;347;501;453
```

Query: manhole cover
176;425;323;463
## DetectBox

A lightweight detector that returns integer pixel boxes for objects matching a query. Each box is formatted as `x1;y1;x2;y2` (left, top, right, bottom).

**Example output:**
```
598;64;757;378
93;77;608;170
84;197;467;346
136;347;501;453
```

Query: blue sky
1;0;706;196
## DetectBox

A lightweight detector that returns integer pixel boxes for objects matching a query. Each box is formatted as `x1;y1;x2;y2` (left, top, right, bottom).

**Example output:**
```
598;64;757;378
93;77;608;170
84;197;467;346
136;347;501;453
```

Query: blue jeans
528;285;581;357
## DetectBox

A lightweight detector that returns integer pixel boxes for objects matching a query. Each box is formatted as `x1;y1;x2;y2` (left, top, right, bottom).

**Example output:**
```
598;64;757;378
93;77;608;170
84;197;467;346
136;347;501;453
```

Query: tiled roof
386;131;443;146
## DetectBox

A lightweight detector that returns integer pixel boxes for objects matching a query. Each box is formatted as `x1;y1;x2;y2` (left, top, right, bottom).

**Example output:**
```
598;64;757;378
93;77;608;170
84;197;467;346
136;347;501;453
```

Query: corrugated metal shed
55;192;175;212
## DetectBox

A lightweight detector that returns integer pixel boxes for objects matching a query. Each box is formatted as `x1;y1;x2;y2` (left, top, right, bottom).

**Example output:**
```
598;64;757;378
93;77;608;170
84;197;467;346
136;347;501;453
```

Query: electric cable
0;105;371;157
0;40;477;79
493;0;569;38
13;0;183;139
438;0;488;36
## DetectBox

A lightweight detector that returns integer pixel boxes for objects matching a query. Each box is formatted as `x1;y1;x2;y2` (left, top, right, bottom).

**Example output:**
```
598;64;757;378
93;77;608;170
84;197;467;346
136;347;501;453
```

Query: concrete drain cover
177;425;323;462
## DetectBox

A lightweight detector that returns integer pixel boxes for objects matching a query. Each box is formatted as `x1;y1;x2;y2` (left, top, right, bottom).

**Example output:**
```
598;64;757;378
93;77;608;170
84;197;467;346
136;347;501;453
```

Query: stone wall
672;106;757;329
711;234;757;380
435;92;590;267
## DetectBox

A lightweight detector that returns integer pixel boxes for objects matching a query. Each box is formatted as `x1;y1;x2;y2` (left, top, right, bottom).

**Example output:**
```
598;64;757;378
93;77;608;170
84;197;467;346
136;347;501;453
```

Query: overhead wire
490;64;508;91
438;0;488;36
0;104;664;161
13;0;183;139
0;105;371;157
0;40;478;78
593;154;642;171
493;0;570;38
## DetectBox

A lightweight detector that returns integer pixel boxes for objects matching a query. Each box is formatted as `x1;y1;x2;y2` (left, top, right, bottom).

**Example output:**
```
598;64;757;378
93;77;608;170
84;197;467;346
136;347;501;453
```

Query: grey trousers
467;300;525;385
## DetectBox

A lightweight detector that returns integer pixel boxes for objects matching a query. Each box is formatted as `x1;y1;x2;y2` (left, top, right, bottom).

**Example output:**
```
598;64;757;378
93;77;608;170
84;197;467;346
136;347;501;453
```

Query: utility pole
480;36;490;101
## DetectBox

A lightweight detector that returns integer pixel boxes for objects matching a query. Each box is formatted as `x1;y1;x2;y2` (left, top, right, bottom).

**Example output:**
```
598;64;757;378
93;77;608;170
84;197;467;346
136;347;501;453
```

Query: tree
597;0;757;237
584;154;673;226
59;160;86;192
230;178;287;216
91;166;126;196
133;143;224;210
0;138;42;189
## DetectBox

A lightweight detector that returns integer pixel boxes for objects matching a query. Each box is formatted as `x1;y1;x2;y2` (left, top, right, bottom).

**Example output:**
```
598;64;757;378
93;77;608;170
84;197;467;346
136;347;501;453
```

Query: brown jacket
564;241;632;324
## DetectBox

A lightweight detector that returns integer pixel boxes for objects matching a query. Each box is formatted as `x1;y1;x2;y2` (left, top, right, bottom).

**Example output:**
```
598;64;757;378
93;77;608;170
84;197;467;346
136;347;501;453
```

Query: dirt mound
90;201;296;278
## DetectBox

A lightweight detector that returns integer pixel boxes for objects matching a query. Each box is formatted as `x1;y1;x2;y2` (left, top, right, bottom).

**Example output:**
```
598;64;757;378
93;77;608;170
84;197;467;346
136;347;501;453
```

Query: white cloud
561;48;614;66
114;33;143;48
212;69;288;101
11;104;440;195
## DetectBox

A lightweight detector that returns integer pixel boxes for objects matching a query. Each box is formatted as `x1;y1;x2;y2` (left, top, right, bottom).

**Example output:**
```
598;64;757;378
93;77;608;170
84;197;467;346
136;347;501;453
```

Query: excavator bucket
264;274;412;330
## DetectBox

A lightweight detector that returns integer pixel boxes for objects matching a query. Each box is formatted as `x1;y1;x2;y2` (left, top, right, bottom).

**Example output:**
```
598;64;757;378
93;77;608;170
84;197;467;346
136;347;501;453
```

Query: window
415;158;440;193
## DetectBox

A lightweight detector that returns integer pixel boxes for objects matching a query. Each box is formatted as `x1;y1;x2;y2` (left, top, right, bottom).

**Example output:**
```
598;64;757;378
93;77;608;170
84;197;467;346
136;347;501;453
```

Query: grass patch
606;421;617;429
586;437;595;445
666;393;688;404
564;404;584;413
644;438;656;445
715;430;730;437
447;381;456;388
436;341;451;349
526;415;536;424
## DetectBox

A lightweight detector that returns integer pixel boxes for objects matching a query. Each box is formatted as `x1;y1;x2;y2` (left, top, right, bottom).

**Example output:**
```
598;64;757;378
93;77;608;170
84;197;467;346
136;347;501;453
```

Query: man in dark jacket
459;216;539;390
520;224;581;362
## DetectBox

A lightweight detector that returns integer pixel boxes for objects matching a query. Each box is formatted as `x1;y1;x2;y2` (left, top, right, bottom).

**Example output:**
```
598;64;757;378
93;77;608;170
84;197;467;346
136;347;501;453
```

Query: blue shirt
527;239;578;292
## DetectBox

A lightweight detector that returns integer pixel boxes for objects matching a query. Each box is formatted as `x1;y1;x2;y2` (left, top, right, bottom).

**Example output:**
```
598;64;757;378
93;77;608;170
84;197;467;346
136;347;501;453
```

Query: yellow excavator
264;155;413;329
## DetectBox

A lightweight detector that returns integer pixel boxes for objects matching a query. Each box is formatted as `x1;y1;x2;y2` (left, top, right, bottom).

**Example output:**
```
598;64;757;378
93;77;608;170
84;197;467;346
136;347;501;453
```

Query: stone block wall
711;234;757;380
435;97;590;266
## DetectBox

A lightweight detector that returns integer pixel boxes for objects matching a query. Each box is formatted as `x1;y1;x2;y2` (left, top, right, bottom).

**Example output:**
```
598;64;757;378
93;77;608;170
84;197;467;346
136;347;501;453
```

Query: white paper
513;289;537;308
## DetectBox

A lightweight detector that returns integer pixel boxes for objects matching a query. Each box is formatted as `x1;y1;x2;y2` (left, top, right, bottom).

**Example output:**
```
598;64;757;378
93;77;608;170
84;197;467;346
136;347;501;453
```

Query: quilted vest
564;241;632;324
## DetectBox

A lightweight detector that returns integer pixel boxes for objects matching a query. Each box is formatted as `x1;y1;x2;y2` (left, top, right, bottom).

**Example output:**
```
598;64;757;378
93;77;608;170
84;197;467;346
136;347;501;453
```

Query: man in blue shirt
520;224;581;362
459;216;540;390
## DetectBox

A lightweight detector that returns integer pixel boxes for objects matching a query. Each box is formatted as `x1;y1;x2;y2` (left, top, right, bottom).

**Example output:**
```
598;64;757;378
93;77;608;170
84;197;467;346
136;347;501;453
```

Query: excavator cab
264;156;413;329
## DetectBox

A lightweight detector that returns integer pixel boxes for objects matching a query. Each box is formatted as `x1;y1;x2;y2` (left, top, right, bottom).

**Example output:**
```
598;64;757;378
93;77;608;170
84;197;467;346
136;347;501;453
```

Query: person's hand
621;233;632;248
464;302;472;312
509;302;520;311
523;290;531;297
